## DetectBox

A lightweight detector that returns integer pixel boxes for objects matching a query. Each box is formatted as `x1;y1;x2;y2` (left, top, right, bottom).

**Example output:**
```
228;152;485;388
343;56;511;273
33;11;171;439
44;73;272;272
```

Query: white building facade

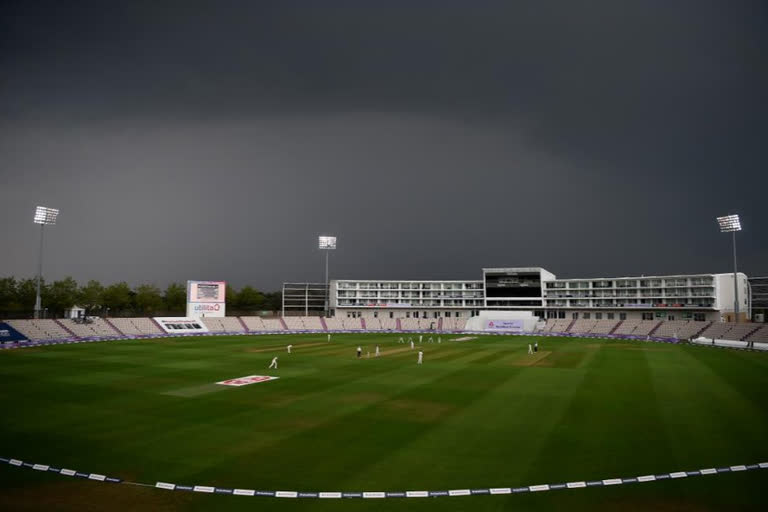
316;267;750;323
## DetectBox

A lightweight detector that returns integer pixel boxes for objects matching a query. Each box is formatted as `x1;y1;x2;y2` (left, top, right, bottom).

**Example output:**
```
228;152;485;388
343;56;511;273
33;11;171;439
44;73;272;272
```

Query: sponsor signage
0;323;28;343
216;375;280;387
484;319;524;332
154;317;210;334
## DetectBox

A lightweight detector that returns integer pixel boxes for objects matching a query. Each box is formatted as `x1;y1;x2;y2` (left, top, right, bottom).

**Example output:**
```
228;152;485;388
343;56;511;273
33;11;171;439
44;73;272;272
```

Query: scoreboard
186;280;226;318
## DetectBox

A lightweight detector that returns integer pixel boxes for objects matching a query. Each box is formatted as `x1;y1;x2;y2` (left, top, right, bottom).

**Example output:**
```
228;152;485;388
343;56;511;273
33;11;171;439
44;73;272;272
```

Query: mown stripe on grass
519;342;675;486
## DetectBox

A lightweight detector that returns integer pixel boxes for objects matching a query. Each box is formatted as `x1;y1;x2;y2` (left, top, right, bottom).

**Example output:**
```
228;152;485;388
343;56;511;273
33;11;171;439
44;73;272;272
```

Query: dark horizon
1;1;766;290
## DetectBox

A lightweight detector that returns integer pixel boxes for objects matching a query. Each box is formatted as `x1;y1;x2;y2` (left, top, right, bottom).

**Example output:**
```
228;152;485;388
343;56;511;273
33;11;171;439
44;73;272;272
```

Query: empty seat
302;317;324;330
699;322;733;340
589;319;620;334
568;319;597;334
342;318;363;330
613;319;640;335
59;318;121;338
631;320;659;336
108;317;163;335
549;319;572;333
746;325;768;343
323;318;345;330
6;319;70;341
241;316;269;331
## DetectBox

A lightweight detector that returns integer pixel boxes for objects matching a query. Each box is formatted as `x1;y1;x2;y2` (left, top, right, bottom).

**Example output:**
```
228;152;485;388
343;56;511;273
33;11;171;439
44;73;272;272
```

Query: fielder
269;356;278;369
428;336;433;343
287;344;292;354
419;335;423;344
528;344;533;354
357;346;362;358
399;336;404;344
410;340;415;349
375;345;380;357
438;336;441;344
417;350;423;365
327;333;331;342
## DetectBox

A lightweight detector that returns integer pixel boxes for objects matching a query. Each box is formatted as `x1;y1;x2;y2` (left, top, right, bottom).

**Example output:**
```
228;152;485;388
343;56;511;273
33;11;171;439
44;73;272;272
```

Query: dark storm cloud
1;1;766;289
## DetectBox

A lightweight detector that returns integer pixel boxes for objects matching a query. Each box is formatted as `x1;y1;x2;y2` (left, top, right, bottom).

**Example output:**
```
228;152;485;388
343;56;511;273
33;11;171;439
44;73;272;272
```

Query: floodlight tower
318;235;337;317
717;214;742;323
33;206;60;319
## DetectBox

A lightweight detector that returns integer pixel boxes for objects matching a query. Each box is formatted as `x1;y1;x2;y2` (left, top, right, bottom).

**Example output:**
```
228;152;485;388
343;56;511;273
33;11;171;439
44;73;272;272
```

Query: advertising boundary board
0;322;28;343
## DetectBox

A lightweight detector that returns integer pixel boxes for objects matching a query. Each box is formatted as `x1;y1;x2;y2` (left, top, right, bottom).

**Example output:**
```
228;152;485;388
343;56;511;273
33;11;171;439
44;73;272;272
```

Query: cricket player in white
269;356;278;369
327;333;331;342
428;336;433;343
417;351;423;364
419;335;423;343
410;340;415;349
287;344;292;354
528;344;533;354
375;345;380;357
438;336;441;344
399;336;404;344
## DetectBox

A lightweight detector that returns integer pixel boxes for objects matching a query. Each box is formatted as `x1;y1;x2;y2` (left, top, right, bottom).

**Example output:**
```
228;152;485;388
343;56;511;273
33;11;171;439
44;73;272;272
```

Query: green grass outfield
1;333;767;511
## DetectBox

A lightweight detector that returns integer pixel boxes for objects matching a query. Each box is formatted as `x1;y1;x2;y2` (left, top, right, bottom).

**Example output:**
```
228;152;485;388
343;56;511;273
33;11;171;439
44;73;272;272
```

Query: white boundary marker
1;455;765;499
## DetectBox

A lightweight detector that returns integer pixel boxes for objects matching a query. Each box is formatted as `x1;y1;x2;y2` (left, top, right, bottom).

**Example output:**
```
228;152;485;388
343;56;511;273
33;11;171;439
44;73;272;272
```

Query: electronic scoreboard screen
484;271;542;298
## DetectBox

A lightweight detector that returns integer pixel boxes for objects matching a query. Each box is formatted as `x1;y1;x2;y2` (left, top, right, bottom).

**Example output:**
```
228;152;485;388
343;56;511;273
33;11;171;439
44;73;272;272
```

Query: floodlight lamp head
34;206;59;225
716;214;741;233
319;235;337;250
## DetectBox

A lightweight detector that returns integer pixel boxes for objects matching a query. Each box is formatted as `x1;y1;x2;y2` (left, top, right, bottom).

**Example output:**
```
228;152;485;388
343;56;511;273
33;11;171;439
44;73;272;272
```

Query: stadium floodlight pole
717;214;742;323
318;236;337;317
33;206;60;319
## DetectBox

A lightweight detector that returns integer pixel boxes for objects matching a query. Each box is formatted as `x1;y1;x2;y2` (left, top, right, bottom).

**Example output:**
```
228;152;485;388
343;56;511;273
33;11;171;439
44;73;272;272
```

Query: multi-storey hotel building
284;267;751;323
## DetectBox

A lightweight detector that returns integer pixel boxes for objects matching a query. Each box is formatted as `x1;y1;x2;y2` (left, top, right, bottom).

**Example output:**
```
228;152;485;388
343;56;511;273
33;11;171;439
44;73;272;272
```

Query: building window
572;312;578;319
595;313;602;320
406;312;410;318
642;313;654;320
607;313;614;320
583;313;591;319
620;312;627;320
694;313;706;321
558;311;566;319
389;312;394;318
374;311;378;318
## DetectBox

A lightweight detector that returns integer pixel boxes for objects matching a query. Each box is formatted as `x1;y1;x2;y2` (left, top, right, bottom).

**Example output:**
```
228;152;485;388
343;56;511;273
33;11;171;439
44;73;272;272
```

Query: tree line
0;277;282;318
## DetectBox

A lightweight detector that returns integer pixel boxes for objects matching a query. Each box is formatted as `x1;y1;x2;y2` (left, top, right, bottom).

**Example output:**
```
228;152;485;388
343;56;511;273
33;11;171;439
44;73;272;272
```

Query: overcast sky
1;1;766;290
